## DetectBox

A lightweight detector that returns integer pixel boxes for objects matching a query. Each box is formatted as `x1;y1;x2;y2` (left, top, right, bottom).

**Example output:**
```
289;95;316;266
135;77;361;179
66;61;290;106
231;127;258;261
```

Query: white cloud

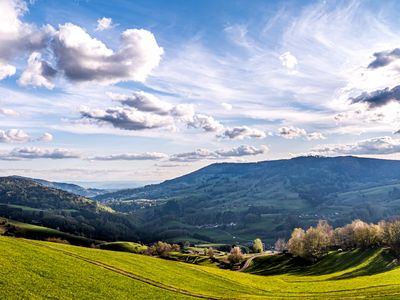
37;132;53;142
221;102;233;110
0;129;30;143
171;103;195;118
90;152;168;161
0;0;53;81
18;52;56;89
278;126;325;140
81;91;269;139
0;64;16;80
170;144;268;162
219;126;266;140
80;106;174;131
215;144;269;157
53;23;164;84
81;91;230;135
3;147;81;159
306;136;400;156
0;108;19;117
109;91;172;115
278;126;306;139
305;132;326;141
187;114;224;132
279;51;298;72
170;145;268;162
95;17;114;32
0;129;55;143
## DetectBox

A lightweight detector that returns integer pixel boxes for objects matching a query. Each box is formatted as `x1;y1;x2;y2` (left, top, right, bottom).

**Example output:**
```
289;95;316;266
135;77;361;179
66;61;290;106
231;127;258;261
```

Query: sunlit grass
2;236;400;299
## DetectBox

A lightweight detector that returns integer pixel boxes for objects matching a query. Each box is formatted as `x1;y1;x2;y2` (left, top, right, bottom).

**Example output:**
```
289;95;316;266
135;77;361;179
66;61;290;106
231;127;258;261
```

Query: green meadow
2;236;400;299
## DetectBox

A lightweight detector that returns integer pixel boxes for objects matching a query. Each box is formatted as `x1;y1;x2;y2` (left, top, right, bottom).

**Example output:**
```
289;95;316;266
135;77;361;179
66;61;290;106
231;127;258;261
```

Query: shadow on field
332;249;399;279
246;248;400;278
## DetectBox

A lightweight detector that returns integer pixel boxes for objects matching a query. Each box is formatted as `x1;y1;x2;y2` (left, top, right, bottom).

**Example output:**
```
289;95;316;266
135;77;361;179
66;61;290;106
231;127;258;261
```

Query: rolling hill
11;176;107;198
95;156;400;244
2;236;400;299
0;177;139;242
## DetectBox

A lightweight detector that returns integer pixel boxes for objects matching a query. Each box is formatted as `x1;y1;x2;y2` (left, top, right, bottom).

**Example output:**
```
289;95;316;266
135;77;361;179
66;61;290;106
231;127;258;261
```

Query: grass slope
0;218;96;246
98;241;147;254
2;236;400;299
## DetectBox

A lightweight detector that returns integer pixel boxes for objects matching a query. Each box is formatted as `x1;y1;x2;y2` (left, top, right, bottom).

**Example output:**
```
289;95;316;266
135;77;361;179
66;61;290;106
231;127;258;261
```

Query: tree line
284;219;400;261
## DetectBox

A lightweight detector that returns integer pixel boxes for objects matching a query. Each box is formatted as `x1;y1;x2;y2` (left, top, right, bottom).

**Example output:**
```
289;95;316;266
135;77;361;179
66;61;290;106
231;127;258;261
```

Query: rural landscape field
3;0;400;299
3;236;400;299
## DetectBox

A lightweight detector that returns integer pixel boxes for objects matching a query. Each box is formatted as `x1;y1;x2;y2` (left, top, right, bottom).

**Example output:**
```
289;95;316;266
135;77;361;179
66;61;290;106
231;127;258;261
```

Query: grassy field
98;241;147;254
0;218;96;246
2;236;400;299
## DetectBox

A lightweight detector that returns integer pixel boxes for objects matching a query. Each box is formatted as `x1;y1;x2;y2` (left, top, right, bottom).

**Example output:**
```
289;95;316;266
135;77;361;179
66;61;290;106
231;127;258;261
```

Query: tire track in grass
19;239;400;299
23;240;226;300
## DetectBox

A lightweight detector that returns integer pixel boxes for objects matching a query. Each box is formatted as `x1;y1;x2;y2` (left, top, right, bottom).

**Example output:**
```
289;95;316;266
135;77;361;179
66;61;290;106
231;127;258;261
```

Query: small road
237;252;274;272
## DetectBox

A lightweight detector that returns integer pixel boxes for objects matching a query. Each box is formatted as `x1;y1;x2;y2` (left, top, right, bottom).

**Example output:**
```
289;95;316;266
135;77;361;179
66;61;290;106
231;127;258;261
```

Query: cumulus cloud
0;129;30;143
305;132;326;141
0;0;53;81
0;129;55;143
0;1;163;87
82;91;226;134
215;144;268;157
90;152;168;161
0;108;19;116
170;103;195;118
80;106;174;130
306;136;400;156
53;23;164;84
351;85;400;108
187;114;224;132
368;48;400;69
95;17;114;32
82;91;265;138
219;126;266;139
0;64;16;80
18;52;57;89
279;51;298;72
4;147;80;159
170;144;268;162
278;126;325;140
278;126;306;139
109;91;172;115
37;132;53;142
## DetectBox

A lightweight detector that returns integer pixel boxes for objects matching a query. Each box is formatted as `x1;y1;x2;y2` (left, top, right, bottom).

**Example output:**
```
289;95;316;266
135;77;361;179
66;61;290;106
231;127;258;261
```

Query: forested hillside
96;156;400;243
0;177;139;241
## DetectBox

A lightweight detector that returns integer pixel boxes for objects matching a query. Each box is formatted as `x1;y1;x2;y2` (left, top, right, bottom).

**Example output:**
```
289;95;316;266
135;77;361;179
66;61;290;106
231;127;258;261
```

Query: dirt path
237;253;272;272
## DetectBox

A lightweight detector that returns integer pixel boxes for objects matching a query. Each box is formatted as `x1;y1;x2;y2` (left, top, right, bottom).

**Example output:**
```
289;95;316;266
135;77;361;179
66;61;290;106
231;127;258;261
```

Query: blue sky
2;0;400;184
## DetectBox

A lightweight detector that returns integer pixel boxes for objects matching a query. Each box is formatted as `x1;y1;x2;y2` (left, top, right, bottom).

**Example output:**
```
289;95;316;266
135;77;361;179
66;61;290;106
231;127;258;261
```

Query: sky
2;0;400;185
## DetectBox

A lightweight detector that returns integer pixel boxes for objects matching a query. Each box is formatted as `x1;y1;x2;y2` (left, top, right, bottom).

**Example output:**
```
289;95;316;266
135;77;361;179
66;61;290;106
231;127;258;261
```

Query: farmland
2;236;400;299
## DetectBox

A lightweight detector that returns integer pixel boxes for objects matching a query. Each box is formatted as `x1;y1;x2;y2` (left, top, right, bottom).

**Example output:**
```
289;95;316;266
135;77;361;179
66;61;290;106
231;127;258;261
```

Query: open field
98;241;148;254
0;218;96;246
2;236;400;299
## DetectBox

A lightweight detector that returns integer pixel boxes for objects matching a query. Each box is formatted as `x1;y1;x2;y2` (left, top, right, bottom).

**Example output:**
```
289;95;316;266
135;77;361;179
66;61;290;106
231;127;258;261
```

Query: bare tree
288;228;305;257
274;238;287;252
228;246;245;263
207;247;215;258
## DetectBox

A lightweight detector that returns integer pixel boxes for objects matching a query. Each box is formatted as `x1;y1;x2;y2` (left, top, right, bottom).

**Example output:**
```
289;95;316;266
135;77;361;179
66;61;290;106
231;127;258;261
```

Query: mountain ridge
94;156;400;243
10;175;107;198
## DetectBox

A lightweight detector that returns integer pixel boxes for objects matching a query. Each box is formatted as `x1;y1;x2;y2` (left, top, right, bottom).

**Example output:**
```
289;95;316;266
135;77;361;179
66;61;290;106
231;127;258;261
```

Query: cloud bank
0;147;80;160
170;144;268;162
306;136;400;156
278;126;325;140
